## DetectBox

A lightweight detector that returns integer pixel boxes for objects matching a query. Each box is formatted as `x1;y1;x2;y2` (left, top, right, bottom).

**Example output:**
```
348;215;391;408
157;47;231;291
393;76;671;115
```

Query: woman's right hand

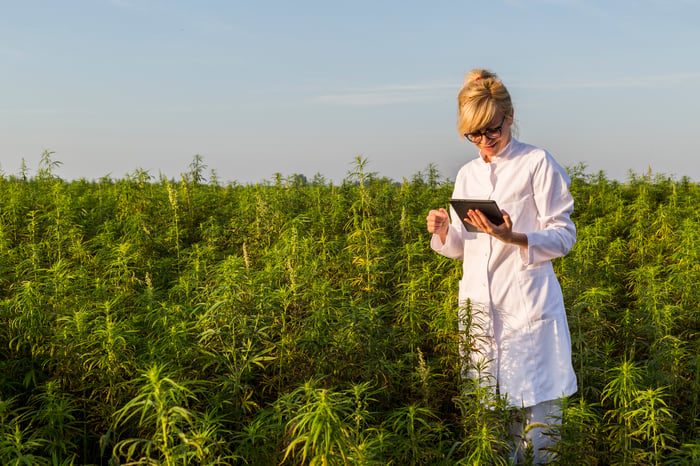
426;208;449;244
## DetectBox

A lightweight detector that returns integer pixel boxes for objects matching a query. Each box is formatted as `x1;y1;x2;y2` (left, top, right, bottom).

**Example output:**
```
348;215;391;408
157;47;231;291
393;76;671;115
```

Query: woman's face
469;113;512;159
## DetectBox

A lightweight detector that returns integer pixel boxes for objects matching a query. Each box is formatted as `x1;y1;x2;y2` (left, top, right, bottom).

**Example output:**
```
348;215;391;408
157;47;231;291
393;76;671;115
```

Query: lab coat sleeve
521;151;577;265
431;206;465;259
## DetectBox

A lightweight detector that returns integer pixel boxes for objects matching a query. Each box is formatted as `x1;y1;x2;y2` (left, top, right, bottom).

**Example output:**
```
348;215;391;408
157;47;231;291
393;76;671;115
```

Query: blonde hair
457;69;514;137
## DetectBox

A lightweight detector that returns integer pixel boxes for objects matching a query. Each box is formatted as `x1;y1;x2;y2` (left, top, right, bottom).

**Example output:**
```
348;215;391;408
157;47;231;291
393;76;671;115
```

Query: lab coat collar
479;136;518;163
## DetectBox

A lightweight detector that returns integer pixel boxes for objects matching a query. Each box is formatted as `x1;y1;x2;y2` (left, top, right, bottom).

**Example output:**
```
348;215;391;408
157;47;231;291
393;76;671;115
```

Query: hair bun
465;68;499;86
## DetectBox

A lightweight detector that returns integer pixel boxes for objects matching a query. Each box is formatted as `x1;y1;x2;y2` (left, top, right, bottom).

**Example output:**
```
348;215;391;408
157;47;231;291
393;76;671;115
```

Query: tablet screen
449;199;504;233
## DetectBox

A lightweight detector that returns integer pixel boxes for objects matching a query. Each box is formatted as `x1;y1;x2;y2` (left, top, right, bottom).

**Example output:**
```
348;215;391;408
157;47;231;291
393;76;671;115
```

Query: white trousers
507;399;560;465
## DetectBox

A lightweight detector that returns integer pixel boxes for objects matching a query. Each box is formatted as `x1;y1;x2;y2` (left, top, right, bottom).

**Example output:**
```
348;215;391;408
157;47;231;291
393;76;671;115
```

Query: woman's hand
465;209;528;247
426;208;449;244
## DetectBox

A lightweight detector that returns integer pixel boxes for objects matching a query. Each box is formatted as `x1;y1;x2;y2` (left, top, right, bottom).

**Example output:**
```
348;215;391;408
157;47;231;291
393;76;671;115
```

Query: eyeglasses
464;116;506;143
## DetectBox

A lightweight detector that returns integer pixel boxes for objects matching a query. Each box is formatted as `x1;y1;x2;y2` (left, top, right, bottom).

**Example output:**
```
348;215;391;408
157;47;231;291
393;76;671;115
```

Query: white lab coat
431;138;578;407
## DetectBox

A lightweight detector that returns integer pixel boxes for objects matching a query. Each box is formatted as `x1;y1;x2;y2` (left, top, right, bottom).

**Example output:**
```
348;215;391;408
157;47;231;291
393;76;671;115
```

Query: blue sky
2;0;699;184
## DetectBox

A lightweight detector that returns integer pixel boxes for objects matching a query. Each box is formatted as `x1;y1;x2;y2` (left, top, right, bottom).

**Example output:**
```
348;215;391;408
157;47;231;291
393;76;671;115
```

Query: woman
426;69;577;463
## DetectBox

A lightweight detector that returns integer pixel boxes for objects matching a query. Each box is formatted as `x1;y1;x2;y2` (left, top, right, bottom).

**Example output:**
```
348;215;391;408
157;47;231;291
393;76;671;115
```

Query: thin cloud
504;0;595;12
107;0;134;8
504;0;608;22
17;108;61;115
106;0;159;13
361;83;455;92
314;82;454;106
0;47;23;58
506;0;583;6
514;72;700;90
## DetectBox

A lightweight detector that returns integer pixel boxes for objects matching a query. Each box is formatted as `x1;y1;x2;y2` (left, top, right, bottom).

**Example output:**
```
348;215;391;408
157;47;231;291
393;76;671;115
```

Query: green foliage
0;156;697;463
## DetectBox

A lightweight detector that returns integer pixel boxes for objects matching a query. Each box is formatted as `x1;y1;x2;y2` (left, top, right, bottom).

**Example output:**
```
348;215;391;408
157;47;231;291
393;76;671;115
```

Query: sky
2;0;700;185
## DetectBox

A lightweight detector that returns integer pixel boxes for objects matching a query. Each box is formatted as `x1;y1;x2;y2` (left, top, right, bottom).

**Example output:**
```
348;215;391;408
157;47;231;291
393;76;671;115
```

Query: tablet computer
449;199;505;233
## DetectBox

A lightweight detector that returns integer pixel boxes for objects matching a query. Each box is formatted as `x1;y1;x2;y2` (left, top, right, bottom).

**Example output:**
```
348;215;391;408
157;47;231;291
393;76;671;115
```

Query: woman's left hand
465;209;528;247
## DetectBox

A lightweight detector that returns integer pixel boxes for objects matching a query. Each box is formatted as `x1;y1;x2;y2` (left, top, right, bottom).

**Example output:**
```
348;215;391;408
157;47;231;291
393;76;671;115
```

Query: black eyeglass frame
464;116;507;143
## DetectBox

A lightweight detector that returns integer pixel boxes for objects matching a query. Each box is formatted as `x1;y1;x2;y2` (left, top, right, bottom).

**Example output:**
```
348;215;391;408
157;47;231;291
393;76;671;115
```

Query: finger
426;210;446;232
429;209;448;223
500;209;512;229
472;209;490;226
468;209;495;233
465;210;482;228
464;210;475;225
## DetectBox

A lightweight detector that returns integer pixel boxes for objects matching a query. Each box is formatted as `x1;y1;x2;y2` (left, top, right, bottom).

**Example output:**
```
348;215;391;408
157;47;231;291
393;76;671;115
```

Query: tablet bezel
448;199;505;233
